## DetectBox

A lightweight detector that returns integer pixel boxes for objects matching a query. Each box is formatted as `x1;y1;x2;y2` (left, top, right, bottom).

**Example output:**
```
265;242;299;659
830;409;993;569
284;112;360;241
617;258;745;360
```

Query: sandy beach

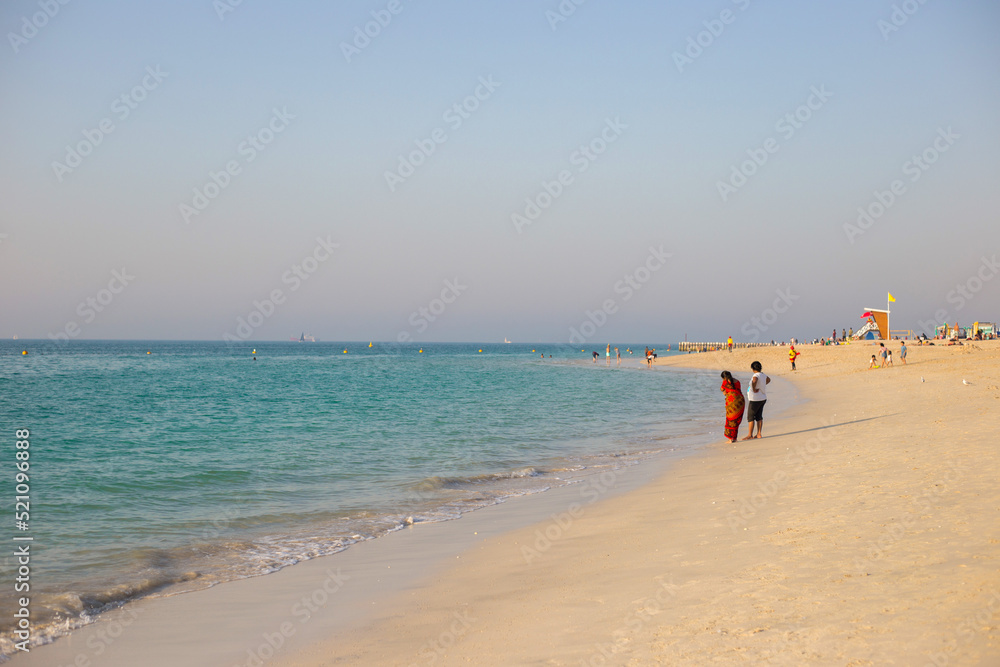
273;341;1000;666
16;341;1000;666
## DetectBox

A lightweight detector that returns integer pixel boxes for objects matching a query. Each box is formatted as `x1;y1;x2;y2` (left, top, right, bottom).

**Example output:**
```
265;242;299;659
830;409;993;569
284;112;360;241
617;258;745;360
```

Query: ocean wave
409;467;547;491
0;571;199;659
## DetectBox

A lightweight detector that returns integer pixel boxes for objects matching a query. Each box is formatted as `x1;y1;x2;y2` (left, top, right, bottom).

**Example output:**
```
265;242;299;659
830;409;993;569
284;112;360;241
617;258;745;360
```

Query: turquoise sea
0;341;721;656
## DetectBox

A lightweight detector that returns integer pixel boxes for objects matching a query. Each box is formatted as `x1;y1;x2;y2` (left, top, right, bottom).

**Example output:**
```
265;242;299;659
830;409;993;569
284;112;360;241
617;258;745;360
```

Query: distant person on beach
720;371;745;443
646;348;653;368
886;349;893;367
842;328;846;341
727;336;733;353
789;345;800;371
869;354;878;370
615;347;621;366
879;343;888;368
900;342;907;364
592;351;599;363
743;361;770;440
849;327;854;339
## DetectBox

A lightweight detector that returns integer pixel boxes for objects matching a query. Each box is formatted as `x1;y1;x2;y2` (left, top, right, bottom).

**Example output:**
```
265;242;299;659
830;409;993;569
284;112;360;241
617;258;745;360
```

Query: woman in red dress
720;370;745;443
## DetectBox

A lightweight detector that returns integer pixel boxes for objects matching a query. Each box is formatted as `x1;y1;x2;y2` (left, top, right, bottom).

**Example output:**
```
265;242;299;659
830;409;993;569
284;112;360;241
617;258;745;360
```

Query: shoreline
272;341;1000;665
14;342;1000;665
8;362;745;667
0;348;713;661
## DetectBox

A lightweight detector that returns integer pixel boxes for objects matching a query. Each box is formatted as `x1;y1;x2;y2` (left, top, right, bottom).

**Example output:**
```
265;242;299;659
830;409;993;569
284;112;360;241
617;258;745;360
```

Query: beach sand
271;340;1000;666
15;341;1000;666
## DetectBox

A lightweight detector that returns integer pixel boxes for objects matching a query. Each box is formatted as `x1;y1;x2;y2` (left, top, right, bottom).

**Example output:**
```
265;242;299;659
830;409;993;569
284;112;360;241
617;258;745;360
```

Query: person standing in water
615;347;621;366
606;343;611;366
743;361;770;440
720;370;745;443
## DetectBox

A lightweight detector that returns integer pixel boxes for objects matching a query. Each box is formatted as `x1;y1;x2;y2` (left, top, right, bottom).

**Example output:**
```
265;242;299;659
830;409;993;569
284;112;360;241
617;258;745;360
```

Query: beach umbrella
860;311;872;318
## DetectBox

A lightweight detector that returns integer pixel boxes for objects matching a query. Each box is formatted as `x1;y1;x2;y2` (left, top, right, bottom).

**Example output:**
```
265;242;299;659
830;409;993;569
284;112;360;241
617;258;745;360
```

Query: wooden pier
677;341;773;352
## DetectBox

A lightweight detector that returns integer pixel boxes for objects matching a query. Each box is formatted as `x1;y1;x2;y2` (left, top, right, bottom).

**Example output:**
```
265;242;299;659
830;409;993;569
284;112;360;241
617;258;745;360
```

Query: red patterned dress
721;378;745;441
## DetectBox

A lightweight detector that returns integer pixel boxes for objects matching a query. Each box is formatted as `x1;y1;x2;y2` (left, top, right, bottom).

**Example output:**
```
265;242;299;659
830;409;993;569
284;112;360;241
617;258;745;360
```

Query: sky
1;0;999;344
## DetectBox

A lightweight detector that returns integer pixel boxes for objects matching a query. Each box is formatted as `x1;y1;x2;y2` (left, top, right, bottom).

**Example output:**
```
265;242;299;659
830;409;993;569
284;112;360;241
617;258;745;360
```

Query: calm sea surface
0;341;721;656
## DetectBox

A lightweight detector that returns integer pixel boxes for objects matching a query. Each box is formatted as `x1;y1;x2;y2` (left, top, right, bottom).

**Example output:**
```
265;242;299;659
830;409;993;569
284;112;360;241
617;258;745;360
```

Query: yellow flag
888;292;896;302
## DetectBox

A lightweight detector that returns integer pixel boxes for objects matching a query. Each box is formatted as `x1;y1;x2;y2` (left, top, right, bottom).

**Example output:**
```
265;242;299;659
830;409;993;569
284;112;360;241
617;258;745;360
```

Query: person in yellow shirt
789;345;800;370
727;336;733;353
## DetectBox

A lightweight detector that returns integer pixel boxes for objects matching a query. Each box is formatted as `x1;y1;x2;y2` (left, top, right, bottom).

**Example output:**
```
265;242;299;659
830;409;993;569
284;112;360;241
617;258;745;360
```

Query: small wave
177;468;255;484
52;572;199;614
0;571;199;659
409;467;545;491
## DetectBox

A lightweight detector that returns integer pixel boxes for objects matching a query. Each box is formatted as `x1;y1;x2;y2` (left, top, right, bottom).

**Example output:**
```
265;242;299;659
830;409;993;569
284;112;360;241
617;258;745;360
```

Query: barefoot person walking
720;371;745;443
743;361;770;440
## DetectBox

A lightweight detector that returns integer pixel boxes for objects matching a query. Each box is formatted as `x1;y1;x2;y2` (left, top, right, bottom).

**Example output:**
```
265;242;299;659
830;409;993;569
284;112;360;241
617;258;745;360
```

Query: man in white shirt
743;360;771;440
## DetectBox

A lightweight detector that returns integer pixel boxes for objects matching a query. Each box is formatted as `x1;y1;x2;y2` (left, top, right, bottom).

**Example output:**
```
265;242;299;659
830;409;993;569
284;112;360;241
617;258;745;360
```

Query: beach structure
853;309;889;340
678;341;771;352
973;322;996;338
853;294;896;340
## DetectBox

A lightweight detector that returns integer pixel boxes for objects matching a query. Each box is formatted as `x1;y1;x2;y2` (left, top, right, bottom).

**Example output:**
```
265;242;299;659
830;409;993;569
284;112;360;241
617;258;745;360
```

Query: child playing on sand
886;349;893;367
789;345;800;371
869;355;878;370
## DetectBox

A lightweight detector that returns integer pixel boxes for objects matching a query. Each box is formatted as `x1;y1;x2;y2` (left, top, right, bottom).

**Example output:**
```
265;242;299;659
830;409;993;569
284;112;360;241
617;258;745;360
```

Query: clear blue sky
2;0;998;343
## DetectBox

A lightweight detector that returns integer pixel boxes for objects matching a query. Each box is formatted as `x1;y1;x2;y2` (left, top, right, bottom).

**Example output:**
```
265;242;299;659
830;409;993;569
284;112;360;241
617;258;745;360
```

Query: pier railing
677;342;773;352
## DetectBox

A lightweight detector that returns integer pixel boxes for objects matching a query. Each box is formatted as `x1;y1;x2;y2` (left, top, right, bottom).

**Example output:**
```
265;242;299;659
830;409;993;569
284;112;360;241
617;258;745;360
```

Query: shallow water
0;341;720;655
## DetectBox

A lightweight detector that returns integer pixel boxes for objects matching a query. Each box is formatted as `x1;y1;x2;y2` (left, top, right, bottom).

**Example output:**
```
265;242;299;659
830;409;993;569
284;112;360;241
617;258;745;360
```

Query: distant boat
504;338;511;344
296;332;316;342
